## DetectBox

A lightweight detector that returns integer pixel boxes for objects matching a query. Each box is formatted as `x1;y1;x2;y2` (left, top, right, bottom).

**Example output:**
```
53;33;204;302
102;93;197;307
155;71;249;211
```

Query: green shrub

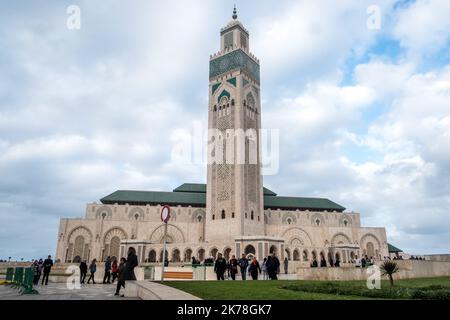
281;282;450;300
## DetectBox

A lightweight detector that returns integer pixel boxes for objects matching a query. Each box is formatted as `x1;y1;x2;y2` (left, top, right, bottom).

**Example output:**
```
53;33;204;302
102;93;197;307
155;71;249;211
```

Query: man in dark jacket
267;253;280;280
228;255;238;280
103;256;112;284
41;255;53;285
124;247;138;281
238;254;249;280
214;253;227;280
79;260;88;284
115;257;127;296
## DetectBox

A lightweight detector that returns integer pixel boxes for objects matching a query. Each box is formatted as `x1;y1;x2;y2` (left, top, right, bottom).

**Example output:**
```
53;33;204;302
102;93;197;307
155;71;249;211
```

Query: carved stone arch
246;91;256;107
360;233;381;249
171;247;181;262
128;207;145;220
103;227;128;244
95;206;112;219
192;209;206;222
149;224;185;244
67;226;93;244
330;232;352;246
281;227;313;247
184;248;193;262
66;226;93;262
223;246;232;260
209;247;219;259
290;237;304;246
196;247;206;262
311;213;325;226
217;88;233;105
282;212;297;225
339;214;353;227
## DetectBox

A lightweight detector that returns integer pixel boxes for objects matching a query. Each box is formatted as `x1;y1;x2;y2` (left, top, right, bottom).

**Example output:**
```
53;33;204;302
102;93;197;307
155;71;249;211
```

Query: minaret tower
205;7;264;244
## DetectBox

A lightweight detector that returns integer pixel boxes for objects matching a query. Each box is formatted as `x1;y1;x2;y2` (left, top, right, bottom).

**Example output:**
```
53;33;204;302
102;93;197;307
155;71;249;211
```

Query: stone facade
55;10;389;266
56;202;388;265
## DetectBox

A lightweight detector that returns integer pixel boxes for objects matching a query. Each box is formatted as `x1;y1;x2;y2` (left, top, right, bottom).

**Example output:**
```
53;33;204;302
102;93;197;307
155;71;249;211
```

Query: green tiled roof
100;183;345;212
263;195;345;211
173;183;277;196
173;183;206;193
388;243;403;253
101;190;206;207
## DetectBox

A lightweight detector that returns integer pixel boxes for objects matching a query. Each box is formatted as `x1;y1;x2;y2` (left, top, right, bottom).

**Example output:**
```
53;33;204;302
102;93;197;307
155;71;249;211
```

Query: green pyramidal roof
388;243;403;253
100;183;345;212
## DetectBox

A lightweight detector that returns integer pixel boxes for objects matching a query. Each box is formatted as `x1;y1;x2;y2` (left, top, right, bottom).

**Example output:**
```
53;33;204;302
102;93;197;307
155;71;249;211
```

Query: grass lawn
163;277;450;300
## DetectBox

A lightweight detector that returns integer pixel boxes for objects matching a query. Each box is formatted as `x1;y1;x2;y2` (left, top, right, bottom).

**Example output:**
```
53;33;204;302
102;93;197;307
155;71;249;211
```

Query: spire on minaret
232;5;238;20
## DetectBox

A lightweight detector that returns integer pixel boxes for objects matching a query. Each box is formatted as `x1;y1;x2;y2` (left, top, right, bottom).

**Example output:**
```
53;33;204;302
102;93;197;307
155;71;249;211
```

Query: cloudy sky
1;0;449;260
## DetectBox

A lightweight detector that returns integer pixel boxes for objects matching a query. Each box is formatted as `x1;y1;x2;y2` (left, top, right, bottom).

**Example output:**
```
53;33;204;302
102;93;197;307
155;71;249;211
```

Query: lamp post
160;205;171;282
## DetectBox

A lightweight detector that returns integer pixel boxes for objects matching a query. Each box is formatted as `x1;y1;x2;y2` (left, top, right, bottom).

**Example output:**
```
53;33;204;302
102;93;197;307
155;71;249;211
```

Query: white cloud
393;0;450;59
1;0;450;259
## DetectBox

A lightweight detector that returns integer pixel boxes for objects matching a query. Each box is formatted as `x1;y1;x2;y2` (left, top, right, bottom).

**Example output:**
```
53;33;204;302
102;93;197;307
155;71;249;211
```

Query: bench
163;271;193;280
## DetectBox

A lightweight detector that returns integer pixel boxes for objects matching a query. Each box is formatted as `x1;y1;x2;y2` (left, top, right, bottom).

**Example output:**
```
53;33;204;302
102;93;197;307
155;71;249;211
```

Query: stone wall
296;260;450;281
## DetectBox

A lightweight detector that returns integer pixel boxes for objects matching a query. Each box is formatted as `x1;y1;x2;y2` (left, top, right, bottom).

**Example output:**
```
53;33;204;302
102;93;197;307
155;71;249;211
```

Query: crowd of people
28;248;139;297
30;255;54;285
213;253;282;281
24;249;430;291
78;247;138;296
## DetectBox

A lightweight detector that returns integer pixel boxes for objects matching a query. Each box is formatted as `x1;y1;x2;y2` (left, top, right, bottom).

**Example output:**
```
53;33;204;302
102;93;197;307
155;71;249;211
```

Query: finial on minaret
232;5;238;20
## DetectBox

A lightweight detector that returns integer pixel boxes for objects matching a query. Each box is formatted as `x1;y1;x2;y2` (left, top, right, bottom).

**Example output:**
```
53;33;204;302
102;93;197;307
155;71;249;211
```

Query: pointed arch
281;227;313;247
331;232;352;246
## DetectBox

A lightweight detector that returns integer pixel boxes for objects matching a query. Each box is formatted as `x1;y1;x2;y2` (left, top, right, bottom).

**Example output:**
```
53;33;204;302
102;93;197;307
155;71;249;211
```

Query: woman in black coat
124;247;138;281
248;257;261;280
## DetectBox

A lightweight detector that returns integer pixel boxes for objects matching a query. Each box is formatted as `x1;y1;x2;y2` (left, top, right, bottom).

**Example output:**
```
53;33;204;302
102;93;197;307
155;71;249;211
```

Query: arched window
231;212;235;218
148;250;156;262
134;213;139;220
344;220;348;227
221;210;226;219
315;219;320;226
257;215;260;222
212;214;215;220
101;212;106;219
251;211;254;220
303;250;309;261
213;105;217;112
245;212;248;219
184;249;192;262
287;217;292;225
231;99;235;106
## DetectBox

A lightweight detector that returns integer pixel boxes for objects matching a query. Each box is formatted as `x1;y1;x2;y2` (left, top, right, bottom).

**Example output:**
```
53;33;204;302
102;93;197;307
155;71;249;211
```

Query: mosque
55;8;389;267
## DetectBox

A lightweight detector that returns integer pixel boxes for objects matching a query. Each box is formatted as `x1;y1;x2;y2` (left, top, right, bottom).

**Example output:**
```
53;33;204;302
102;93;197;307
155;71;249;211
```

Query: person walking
268;253;280;280
228;255;238;280
103;256;112;284
87;259;97;284
41;255;53;285
124;247;138;281
249;257;261;280
284;257;289;274
261;257;268;280
114;257;127;296
214;253;227;280
32;260;40;285
238;254;249;280
79;260;88;284
111;258;118;283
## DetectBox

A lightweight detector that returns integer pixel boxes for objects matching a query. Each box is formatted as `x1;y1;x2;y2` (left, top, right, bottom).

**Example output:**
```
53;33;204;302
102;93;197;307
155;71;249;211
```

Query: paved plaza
0;283;140;300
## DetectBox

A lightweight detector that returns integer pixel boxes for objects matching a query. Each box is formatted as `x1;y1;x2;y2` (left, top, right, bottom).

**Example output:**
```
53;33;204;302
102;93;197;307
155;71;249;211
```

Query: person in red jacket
111;258;118;283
